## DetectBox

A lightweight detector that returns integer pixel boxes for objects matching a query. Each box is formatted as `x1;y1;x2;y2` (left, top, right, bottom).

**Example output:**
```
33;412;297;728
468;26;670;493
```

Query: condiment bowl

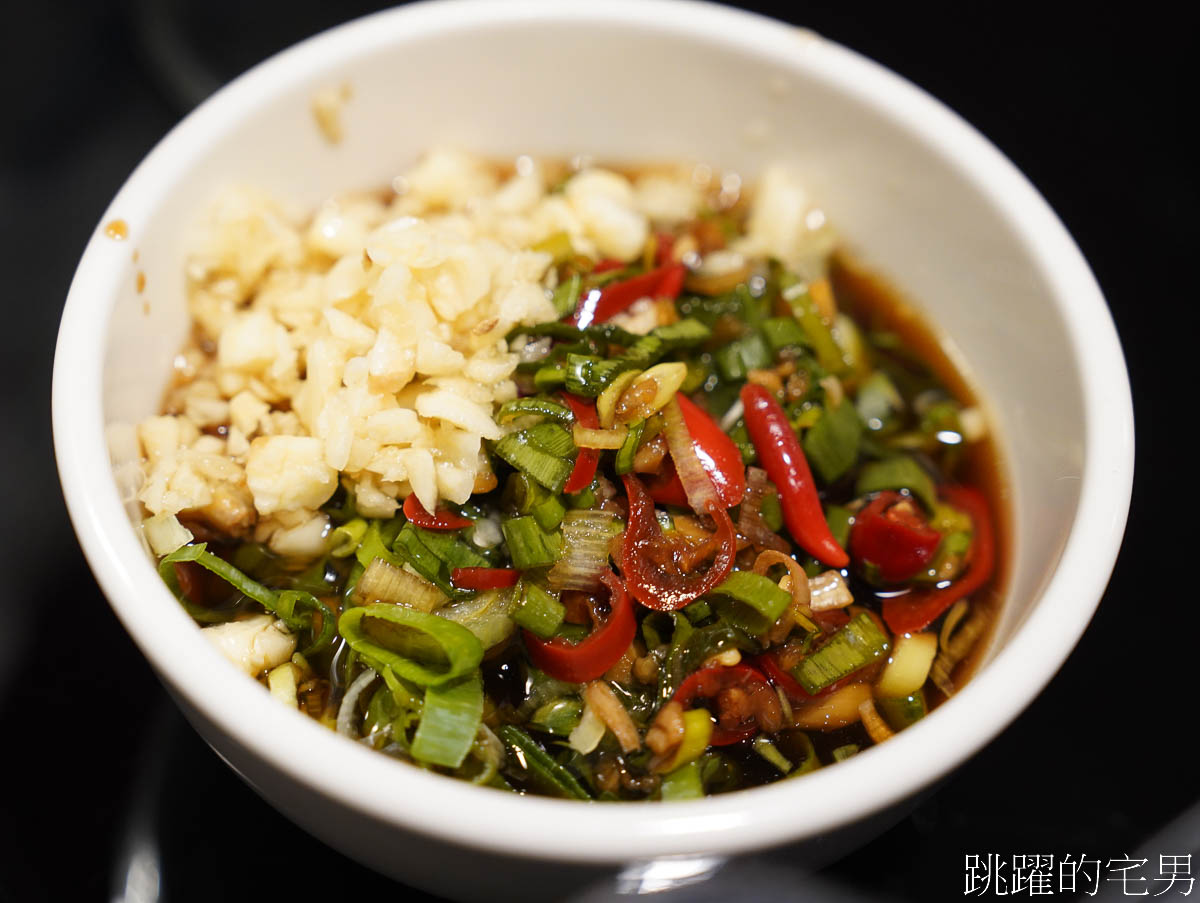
52;1;1133;898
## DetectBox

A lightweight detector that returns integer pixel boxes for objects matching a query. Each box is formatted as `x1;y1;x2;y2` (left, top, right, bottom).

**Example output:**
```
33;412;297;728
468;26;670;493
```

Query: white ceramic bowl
53;0;1133;898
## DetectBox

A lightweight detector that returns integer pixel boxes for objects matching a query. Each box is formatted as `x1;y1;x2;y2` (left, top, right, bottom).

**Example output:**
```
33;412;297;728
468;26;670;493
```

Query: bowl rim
53;0;1133;864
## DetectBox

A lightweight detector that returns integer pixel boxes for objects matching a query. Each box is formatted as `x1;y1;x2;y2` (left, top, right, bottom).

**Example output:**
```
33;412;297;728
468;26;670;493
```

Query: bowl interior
58;0;1128;867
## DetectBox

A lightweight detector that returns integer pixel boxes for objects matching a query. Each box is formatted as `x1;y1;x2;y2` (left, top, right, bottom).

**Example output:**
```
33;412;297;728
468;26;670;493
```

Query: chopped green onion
567;485;597;508
511;320;640;346
856;371;904;430
752;736;793;774
159;543;335;653
533;361;567;391
780;730;821;776
658;708;715;774
855;456;938;511
229;541;274;579
759;490;784;532
547;509;618;592
502;516;561;570
832;744;860;762
410;525;490;569
513;582;566;638
492;430;576;493
338;603;483;687
530;698;584;736
435;587;518;650
496;396;574;425
802;400;863;484
614;419;645;475
708;571;792;635
531;494;566;532
875;632;938;697
355;520;405;571
650;318;711;349
824;504;854;550
877;690;928;731
659;759;704;801
498;725;592;800
411;671;484;769
356;556;447;611
550;272;583;318
791;612;891;694
328;518;368;558
783;279;844;375
392;524;477;599
564;354;635;397
525;422;576;457
762;316;808;354
713;332;771;381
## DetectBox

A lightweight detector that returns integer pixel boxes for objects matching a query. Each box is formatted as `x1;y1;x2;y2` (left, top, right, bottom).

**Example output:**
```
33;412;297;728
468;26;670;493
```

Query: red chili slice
673;664;782;745
450;567;521;591
560;392;600;494
402;495;473;531
882;485;995;635
653;232;676;267
740;383;849;568
647;395;746;510
569;263;686;326
849;491;943;583
619;473;736;611
524;571;637;683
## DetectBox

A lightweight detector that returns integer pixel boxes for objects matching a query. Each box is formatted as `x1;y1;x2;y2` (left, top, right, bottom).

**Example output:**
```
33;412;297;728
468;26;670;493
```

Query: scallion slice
547;509;618;593
513;582;566;638
502;516;561;570
328;517;368;558
708;571;792;635
498;725;592;800
411;671;485;769
614;419;645;475
492;431;576;493
792;612;891;694
876;690;928;731
338;603;483;687
550;272;583;318
854;456;939;511
659;759;704;801
802;400;863;484
159;543;335;653
496;396;574;425
752;736;793;774
762;316;808;354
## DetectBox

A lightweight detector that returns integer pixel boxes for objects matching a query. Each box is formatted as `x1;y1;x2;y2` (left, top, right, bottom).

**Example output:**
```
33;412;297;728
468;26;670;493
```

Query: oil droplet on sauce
105;219;128;240
137;271;146;293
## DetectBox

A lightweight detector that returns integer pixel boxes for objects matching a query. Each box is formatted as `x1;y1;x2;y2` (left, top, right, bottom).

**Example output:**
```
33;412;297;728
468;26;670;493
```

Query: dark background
1;2;1191;900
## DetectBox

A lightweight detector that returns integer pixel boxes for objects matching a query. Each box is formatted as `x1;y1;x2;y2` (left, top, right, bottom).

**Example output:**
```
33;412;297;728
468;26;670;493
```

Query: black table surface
2;2;1193;900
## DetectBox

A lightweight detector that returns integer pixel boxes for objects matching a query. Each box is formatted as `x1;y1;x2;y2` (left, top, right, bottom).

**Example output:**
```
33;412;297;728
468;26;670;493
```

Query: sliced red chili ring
619;472;736;611
403;495;473;531
450;567;521;591
570;263;686;326
560;392;601;494
849;491;942;583
524;570;636;683
673;663;781;745
882;485;995;635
